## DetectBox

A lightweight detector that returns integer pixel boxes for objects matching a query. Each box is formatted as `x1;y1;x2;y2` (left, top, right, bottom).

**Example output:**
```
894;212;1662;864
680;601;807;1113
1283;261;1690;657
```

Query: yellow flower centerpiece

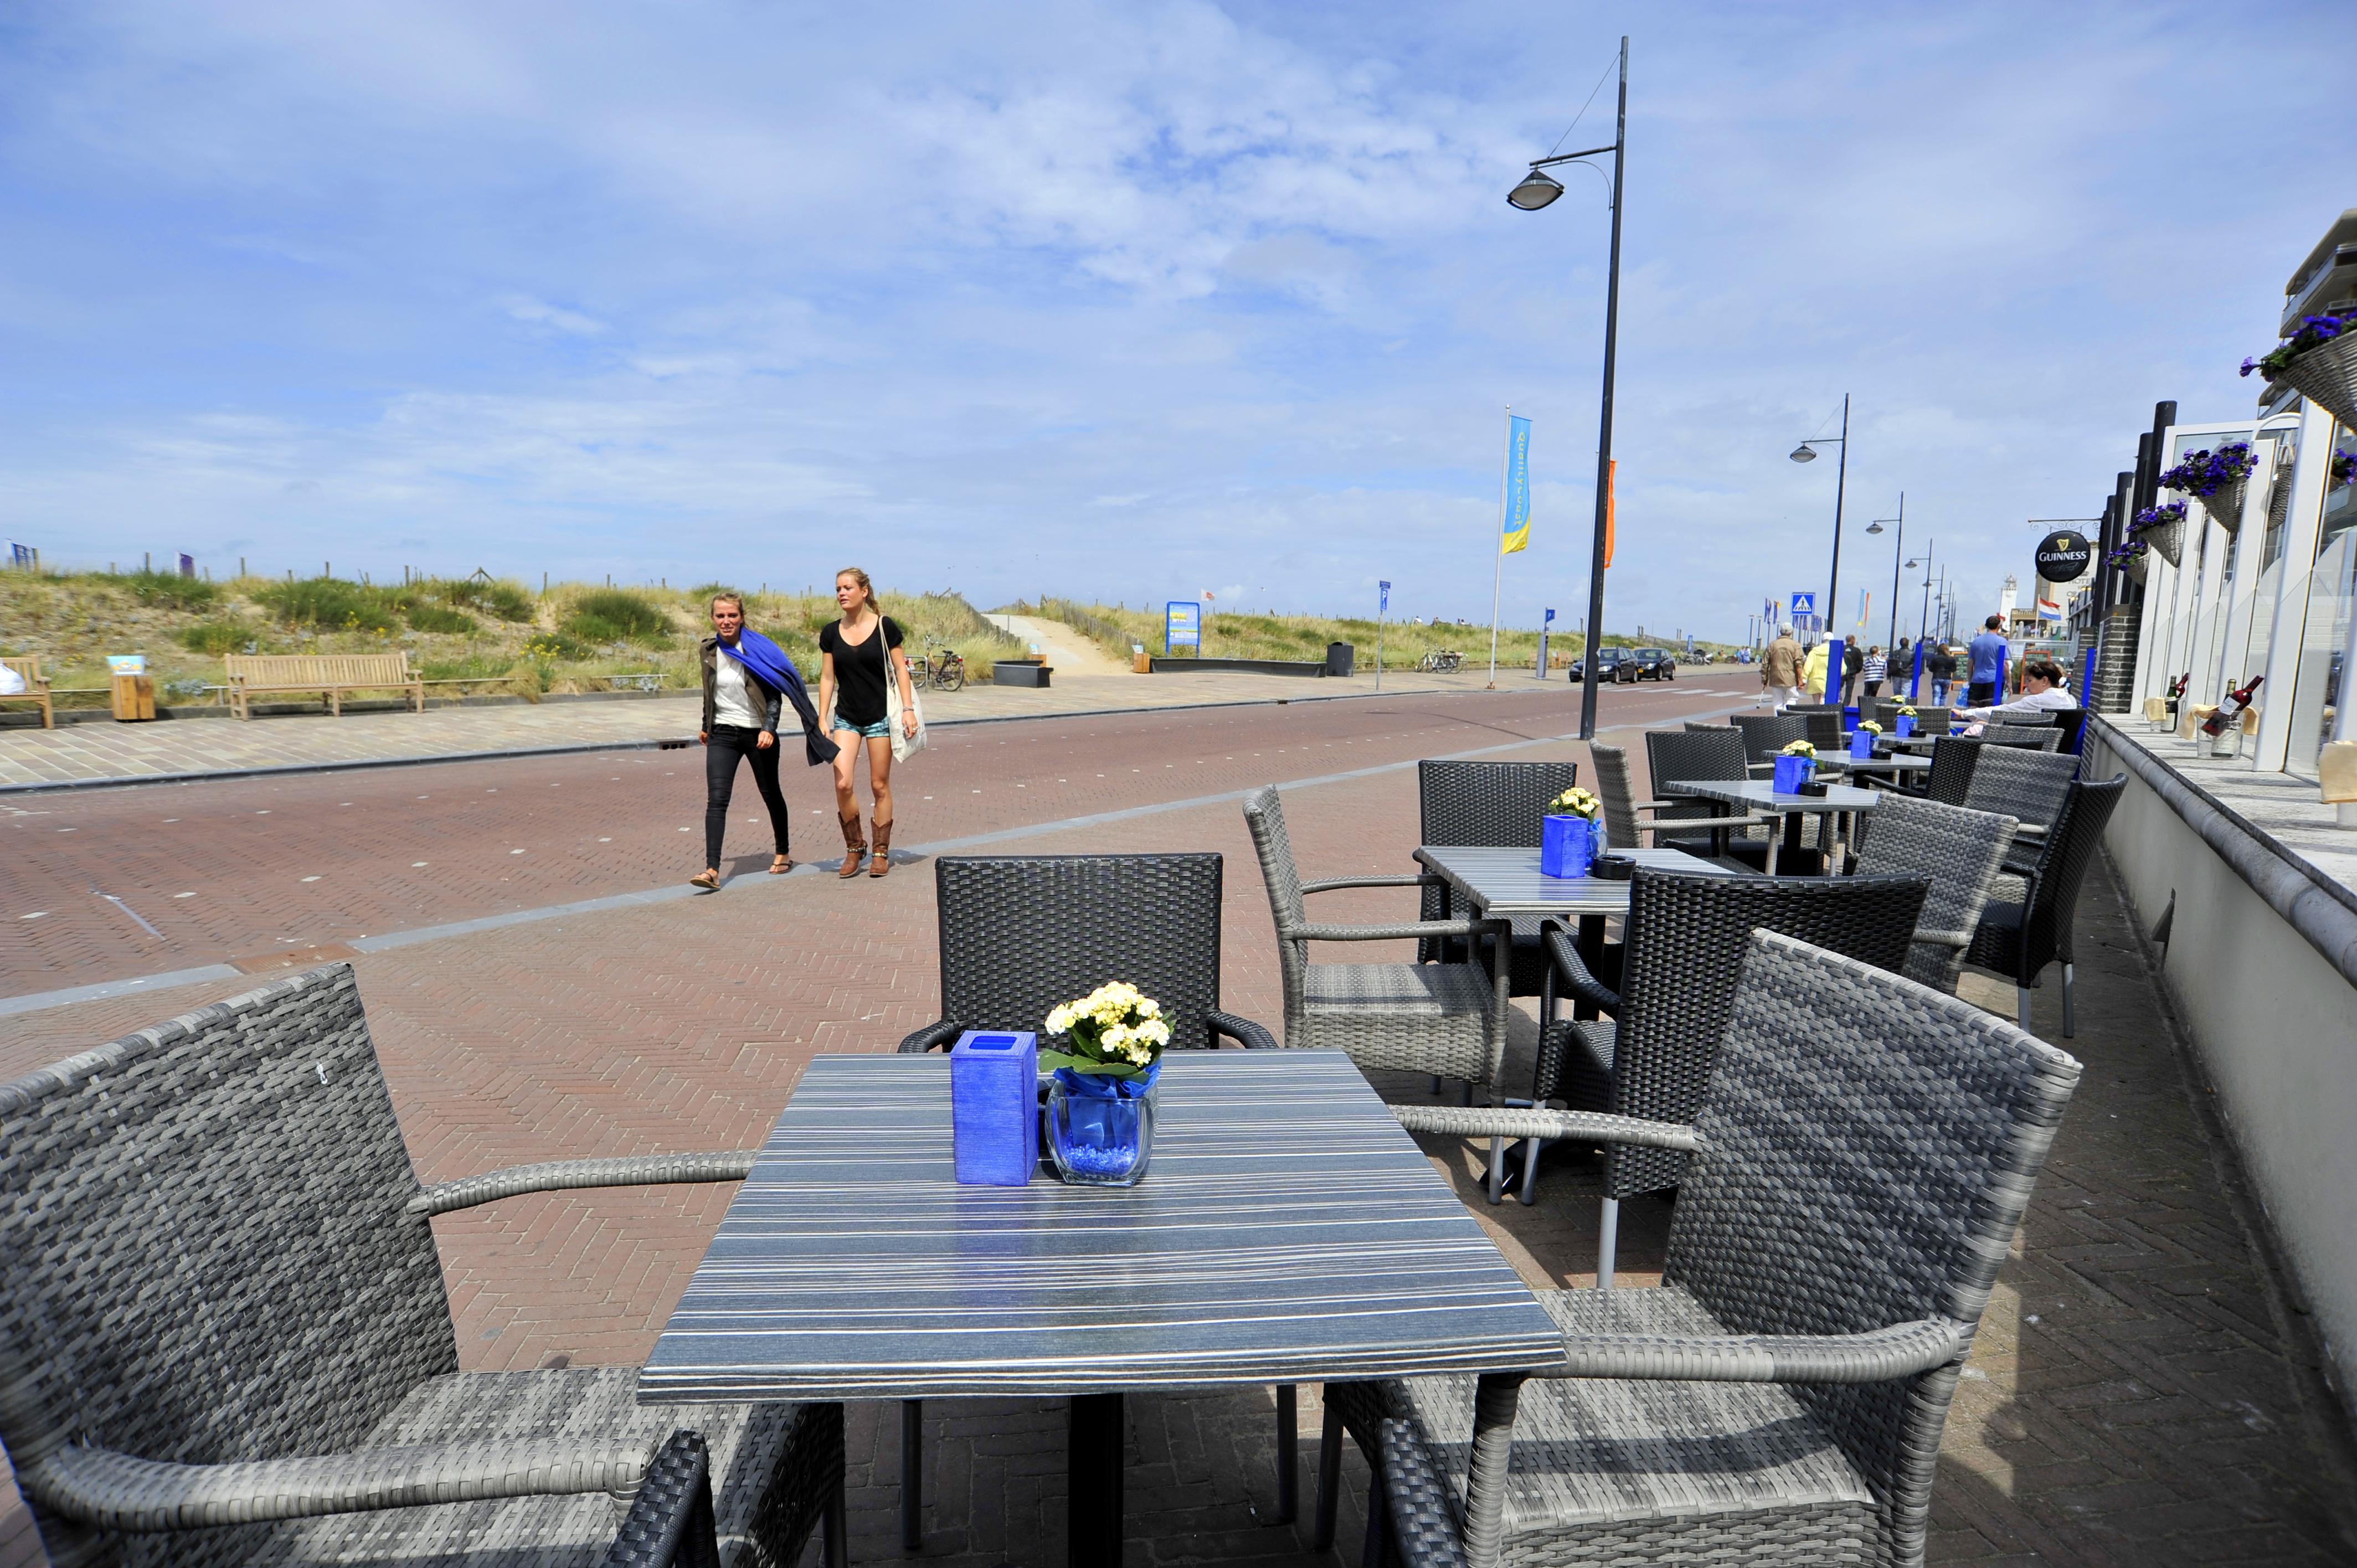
1041;982;1169;1185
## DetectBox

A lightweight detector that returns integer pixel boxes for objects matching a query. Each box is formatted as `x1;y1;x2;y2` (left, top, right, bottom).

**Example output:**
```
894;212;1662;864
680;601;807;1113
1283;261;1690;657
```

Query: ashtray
1591;854;1637;881
1797;781;1830;798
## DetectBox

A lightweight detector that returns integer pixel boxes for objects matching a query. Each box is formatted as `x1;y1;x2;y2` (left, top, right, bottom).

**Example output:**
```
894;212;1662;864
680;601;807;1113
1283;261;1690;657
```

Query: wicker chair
1352;931;2082;1568
1528;869;1927;1285
897;853;1274;1055
1589;744;1773;859
1413;760;1584;1000
1730;714;1809;776
1924;736;1983;807
2051;706;2090;754
1963;747;2079;874
1965;775;2127;1038
1977;723;2063;750
891;854;1283;1538
1849;795;2019;992
1641;730;1784;870
1798;709;1848;751
1243;785;1514;1197
0;964;844;1568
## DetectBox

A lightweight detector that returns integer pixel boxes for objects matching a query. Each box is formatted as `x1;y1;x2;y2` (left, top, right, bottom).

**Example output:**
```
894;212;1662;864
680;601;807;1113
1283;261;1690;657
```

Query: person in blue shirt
1967;616;2010;706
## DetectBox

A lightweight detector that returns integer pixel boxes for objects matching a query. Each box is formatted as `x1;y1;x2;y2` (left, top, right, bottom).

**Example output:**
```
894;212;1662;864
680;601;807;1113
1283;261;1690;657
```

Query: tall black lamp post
1788;395;1850;642
1864;492;1903;648
1507;35;1627;741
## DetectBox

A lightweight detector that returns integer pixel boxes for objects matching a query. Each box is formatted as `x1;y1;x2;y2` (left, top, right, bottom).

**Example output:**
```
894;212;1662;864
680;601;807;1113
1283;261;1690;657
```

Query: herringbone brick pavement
2;682;2352;1566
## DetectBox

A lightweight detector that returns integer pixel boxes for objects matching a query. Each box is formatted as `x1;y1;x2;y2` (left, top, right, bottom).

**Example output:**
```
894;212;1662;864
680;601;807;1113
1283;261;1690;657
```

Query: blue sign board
1790;592;1815;618
1543;607;1556;624
1378;580;1390;612
1165;601;1200;653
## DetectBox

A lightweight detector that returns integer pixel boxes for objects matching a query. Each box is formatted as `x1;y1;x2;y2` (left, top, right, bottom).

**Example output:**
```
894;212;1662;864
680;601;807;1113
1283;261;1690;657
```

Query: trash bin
1324;642;1355;677
110;673;156;721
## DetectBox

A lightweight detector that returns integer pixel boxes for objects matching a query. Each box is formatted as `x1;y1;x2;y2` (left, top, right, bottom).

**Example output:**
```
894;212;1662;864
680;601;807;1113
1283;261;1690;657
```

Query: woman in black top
816;567;919;879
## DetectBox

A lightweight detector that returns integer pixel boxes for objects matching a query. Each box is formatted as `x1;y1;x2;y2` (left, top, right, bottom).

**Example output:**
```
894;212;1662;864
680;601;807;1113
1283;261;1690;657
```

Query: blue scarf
717;627;840;766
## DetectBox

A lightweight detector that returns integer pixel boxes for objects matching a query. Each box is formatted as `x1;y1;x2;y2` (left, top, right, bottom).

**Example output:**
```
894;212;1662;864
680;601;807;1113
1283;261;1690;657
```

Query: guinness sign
2036;529;2093;585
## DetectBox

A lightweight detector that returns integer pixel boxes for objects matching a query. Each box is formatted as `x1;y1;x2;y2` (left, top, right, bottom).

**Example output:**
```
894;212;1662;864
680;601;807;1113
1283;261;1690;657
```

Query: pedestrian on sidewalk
1840;640;1864;705
1926;642;1958;705
1861;644;1888;699
818;567;921;879
694;592;837;891
1761;623;1803;710
1802;639;1830;702
1967;615;2009;706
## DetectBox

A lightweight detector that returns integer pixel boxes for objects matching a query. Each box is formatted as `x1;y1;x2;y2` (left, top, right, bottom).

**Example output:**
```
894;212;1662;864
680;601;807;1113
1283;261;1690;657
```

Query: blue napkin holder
1772;755;1815;794
1895;714;1916;737
951;1030;1037;1185
1540;813;1598;879
1849;732;1875;761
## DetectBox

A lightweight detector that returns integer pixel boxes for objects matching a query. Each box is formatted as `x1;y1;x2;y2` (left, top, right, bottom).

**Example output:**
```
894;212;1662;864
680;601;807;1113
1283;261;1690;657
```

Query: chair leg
2016;986;2032;1031
2061;963;2077;1038
899;1399;923;1551
823;1470;848;1568
1460;1080;1474;1108
1272;1384;1299;1523
1597;1198;1619;1291
1313;1402;1344;1551
1360;1456;1392;1568
1430;1076;1442;1096
1486;1134;1504;1205
1517;1136;1541;1206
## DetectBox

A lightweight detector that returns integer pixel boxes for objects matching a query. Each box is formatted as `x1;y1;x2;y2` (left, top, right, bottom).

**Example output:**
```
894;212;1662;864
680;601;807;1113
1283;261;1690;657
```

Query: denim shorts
838;716;893;740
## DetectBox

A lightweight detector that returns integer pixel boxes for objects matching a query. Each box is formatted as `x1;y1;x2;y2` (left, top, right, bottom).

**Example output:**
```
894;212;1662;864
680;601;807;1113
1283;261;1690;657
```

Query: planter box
1147;657;1330;677
992;661;1053;688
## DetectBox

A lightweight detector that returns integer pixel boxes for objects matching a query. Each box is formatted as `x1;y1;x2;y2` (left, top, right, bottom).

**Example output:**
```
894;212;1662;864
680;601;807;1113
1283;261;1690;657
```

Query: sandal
770;854;795;875
688;869;721;890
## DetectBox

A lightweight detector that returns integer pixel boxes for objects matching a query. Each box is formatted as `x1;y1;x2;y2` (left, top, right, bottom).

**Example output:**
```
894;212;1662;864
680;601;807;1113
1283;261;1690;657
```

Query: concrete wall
2086;726;2357;1397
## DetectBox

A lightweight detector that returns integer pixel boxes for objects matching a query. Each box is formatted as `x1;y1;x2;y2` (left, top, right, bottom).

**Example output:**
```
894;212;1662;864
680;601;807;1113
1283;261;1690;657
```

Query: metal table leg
1069;1391;1125;1567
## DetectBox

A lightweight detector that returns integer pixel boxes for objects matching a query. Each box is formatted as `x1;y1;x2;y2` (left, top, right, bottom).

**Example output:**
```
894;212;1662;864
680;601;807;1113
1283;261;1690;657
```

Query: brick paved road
4;672;2353;1567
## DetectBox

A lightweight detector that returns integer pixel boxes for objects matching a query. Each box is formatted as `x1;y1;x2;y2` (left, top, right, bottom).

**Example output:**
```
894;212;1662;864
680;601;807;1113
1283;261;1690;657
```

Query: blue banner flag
1379;580;1391;612
1500;415;1532;555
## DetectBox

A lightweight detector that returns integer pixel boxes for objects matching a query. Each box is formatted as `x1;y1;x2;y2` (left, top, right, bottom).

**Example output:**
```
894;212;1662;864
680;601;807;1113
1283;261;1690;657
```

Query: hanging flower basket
2131;501;2186;568
2243;314;2357;429
2109;537;2150;585
2159;442;2256;536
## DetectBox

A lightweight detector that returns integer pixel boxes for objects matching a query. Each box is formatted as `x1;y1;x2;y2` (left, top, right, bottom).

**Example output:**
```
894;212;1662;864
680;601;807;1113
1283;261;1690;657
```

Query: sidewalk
0;665;1532;789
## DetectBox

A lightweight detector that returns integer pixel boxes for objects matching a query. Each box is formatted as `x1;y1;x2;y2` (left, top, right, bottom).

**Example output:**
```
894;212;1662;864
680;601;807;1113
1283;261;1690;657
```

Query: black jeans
706;726;790;868
1967;681;1996;706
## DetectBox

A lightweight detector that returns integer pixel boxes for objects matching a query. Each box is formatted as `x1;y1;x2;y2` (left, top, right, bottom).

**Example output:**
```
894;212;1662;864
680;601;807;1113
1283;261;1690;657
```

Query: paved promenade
0;665;1509;788
2;674;2352;1566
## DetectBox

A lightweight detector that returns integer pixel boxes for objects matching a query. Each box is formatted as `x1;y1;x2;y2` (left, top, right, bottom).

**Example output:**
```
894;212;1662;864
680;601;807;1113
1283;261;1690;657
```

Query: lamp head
1904;558;1921;569
1865;522;1884;534
1789;443;1818;463
1507;167;1566;211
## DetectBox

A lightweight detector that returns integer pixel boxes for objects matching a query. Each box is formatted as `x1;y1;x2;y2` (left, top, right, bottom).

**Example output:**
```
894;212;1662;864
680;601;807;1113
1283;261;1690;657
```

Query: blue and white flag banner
1500;415;1532;555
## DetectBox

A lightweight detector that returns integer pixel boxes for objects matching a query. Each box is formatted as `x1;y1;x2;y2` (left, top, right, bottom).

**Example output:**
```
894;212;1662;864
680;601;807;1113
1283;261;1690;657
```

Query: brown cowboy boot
836;813;867;879
868;817;893;878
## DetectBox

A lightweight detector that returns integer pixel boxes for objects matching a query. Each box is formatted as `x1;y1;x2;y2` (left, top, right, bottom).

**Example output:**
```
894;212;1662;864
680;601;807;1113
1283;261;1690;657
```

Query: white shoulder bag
882;618;927;761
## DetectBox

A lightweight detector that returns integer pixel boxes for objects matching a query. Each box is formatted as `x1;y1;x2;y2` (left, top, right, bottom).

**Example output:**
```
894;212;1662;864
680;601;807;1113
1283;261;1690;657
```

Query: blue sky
2;2;2351;641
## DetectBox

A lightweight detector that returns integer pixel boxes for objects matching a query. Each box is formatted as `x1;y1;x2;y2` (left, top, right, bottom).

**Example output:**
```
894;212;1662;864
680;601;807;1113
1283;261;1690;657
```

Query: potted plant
2131;501;2188;568
1039;982;1170;1186
2333;449;2356;490
1892;703;1918;739
2242;313;2357;428
1772;738;1817;794
1540;786;1605;878
2108;535;2150;584
2158;441;2257;535
1849;718;1882;760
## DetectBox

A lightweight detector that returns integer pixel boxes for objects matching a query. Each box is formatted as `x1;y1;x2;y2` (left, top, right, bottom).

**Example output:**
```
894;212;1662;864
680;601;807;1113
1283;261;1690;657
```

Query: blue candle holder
1772;755;1816;795
1896;714;1916;738
1540;813;1598;878
951;1030;1037;1185
1850;732;1875;761
1046;1064;1158;1186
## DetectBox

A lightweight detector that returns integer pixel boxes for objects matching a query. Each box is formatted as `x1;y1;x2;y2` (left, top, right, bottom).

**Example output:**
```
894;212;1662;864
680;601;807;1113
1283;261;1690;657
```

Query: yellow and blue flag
1500;415;1532;555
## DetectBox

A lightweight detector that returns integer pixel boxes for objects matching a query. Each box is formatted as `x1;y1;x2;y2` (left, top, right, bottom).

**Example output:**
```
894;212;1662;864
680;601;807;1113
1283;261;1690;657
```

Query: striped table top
1413;845;1733;917
1666;778;1883;813
639;1051;1564;1404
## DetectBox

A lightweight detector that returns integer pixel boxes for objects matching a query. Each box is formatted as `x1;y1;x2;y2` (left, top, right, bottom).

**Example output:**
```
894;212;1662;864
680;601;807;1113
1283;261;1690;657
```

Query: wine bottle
2201;674;2262;736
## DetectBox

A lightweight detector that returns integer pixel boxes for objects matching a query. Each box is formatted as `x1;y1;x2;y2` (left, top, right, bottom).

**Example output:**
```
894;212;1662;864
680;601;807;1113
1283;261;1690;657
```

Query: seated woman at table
1954;658;2076;734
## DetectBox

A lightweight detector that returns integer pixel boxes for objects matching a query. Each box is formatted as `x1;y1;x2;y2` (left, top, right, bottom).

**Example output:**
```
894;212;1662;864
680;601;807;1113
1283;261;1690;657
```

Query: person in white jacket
1956;658;2076;733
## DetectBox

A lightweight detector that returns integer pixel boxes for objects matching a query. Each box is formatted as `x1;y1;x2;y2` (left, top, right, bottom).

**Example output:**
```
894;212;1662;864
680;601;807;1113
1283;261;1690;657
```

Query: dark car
1568;646;1640;684
1632;647;1677;682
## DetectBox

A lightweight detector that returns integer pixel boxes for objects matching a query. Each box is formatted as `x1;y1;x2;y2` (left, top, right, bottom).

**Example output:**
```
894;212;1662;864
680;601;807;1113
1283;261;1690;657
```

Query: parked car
1568;647;1639;684
1633;647;1677;681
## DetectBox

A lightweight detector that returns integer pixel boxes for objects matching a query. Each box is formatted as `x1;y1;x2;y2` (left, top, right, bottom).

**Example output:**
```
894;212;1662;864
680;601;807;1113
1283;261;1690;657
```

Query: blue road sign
1543;607;1556;624
1378;580;1390;612
1790;592;1816;618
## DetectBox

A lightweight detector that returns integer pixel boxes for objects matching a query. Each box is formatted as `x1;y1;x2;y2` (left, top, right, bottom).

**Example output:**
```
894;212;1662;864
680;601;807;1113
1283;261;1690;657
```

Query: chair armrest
1302;873;1445;895
1293;917;1505;943
898;1018;964;1054
1207;1009;1278;1050
1540;1316;1971;1386
1540;923;1619;1015
1913;929;1974;951
22;1432;660;1532
1378;1420;1467;1568
409;1152;760;1216
603;1430;721;1568
1390;1102;1700;1153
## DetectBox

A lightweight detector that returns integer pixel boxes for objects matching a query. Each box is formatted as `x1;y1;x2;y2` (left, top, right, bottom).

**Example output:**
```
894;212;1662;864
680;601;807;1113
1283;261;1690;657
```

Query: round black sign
2036;529;2093;584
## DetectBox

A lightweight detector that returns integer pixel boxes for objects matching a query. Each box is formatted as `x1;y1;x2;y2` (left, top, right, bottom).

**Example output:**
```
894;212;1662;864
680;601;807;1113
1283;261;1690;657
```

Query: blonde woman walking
817;568;920;878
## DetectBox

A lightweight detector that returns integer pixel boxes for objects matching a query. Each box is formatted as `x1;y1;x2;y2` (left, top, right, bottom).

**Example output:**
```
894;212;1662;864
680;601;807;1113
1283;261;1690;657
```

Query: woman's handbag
882;621;927;761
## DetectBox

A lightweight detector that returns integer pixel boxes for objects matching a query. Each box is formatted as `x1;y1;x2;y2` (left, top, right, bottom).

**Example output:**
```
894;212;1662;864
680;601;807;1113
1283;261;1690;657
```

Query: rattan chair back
1642;729;1753;852
1925;737;1983;806
1978;724;2063;750
1666;930;2082;1554
1731;714;1809;766
1416;760;1581;847
1587;744;1646;850
1967;775;2126;983
1881;704;1952;737
1800;710;1847;750
933;854;1226;1050
0;966;452;1567
1242;785;1314;1023
1596;868;1928;1201
1849;795;2019;992
1962;747;2078;834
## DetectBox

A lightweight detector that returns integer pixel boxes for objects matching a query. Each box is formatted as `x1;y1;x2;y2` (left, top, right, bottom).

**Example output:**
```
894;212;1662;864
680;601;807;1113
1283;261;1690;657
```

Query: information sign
2035;530;2093;585
1164;601;1200;653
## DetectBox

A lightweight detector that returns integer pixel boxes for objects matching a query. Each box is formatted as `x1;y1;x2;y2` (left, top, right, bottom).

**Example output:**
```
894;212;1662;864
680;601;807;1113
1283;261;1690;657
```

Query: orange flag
1603;460;1617;570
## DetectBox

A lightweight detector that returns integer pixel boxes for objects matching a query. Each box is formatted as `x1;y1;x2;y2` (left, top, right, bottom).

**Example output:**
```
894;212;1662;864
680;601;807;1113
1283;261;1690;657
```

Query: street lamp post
1863;493;1903;648
1507;35;1627;741
1788;395;1850;643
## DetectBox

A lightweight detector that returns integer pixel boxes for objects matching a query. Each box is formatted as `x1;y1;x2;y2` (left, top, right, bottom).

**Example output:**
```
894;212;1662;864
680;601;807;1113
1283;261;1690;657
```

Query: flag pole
1487;406;1510;688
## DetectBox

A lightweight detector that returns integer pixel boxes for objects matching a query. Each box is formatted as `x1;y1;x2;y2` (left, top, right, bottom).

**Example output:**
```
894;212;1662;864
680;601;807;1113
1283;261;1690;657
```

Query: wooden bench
223;652;424;719
1;655;53;729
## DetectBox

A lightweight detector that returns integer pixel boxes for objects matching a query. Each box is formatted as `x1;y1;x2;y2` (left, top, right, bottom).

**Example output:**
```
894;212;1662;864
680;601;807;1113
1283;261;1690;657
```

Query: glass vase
1046;1077;1155;1186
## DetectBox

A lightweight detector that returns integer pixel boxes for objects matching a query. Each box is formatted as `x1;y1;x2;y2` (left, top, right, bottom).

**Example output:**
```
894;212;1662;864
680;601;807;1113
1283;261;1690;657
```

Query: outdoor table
640;1050;1565;1567
1662;777;1882;874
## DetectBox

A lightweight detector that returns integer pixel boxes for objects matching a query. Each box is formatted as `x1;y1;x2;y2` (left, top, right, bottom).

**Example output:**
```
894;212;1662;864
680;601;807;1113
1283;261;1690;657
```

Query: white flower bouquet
1042;982;1171;1079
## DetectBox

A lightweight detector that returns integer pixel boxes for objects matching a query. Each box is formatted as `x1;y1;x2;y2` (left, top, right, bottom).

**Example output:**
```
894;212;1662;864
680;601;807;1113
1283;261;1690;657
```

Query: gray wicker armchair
1413;759;1584;1002
1975;722;2063;750
1529;868;1927;1287
0;964;843;1568
1965;774;2127;1038
1242;785;1514;1196
1962;746;2078;874
1351;931;2082;1568
1638;731;1784;871
1587;744;1774;863
1730;714;1809;776
1847;795;2019;993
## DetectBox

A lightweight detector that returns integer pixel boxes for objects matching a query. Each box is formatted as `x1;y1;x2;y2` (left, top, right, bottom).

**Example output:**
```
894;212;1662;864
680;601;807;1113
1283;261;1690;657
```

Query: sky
2;2;2353;642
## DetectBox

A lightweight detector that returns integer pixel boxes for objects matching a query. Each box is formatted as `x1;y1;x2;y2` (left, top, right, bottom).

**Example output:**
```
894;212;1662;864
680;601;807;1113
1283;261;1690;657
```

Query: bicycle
912;640;965;693
1417;649;1463;674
